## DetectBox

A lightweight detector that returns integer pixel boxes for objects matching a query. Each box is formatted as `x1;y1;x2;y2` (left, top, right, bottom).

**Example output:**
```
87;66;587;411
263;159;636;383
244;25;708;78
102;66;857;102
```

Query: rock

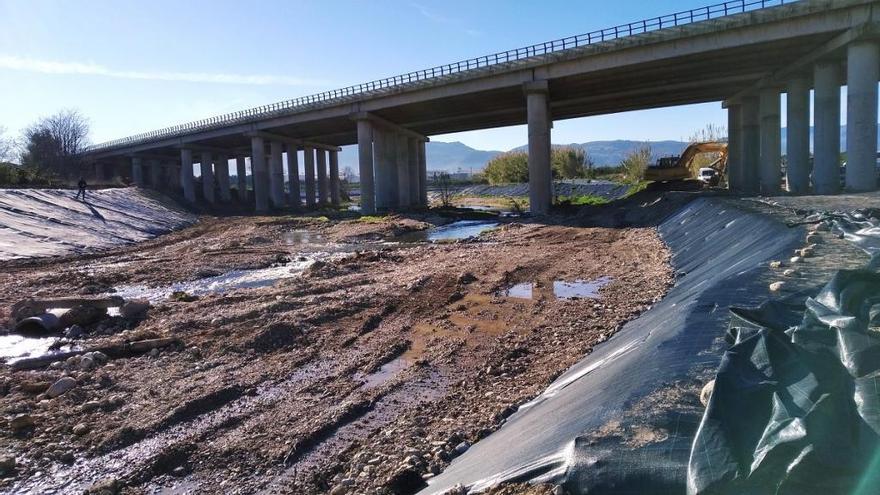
769;261;784;269
814;221;831;232
72;423;90;435
90;351;109;364
46;377;76;398
64;324;84;339
170;291;197;302
20;381;51;394
81;400;102;412
457;272;477;285
453;441;471;455
700;379;715;407
330;485;348;495
86;477;119;494
120;299;151;319
0;455;16;475
171;466;186;477
789;256;803;264
806;232;823;244
9;414;34;431
60;305;108;327
798;246;816;258
385;468;427;494
149;348;160;358
769;281;785;292
79;355;96;371
194;268;223;278
783;269;799;277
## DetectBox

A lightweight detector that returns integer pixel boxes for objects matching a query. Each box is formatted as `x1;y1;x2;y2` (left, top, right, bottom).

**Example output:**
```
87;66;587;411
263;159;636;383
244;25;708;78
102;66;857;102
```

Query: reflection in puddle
554;276;613;299
0;334;72;363
282;230;325;247
501;283;533;299
396;220;499;243
358;357;411;390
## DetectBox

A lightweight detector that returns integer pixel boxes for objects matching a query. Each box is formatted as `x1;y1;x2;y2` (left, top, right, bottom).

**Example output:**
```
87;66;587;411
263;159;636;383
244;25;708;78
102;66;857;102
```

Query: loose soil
0;192;681;494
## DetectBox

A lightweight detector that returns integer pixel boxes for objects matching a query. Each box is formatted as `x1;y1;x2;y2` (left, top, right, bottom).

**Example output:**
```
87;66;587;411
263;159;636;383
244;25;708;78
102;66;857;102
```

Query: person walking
75;177;88;201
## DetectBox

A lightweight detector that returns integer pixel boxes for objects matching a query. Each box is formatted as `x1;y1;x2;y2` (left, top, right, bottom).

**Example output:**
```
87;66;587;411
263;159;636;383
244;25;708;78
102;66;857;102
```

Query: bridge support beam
131;157;144;186
357;119;376;214
270;141;285;208
846;41;879;192
786;76;811;194
759;88;781;195
304;146;316;208
235;157;247;202
287;146;301;207
167;162;180;191
813;61;842;195
525;81;552;215
216;155;231;202
329;150;340;206
251;136;269;213
726;105;742;191
407;138;420;207
373;127;395;210
149;159;161;189
180;149;195;203
397;133;411;208
418;140;428;206
317;149;329;206
200;152;215;204
740;95;760;195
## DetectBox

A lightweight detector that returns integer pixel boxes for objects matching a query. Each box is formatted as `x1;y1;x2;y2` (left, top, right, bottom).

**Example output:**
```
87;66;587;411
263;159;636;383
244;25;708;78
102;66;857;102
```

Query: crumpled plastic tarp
688;209;880;495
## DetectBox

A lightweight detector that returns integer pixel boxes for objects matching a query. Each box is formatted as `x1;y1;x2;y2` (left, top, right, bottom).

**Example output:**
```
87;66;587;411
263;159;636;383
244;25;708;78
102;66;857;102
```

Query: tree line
0;109;91;186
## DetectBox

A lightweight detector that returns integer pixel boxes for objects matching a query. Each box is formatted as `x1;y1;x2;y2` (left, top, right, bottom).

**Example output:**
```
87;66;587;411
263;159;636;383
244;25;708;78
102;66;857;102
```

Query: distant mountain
511;140;689;167
781;125;880;151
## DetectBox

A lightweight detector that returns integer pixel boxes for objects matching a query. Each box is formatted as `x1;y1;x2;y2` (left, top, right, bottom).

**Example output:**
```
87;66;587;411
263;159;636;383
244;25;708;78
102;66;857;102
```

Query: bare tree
21;109;91;177
0;126;16;163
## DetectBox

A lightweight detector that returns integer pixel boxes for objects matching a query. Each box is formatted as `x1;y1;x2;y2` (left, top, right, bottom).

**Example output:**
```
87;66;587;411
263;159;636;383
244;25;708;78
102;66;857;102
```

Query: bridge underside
86;0;880;214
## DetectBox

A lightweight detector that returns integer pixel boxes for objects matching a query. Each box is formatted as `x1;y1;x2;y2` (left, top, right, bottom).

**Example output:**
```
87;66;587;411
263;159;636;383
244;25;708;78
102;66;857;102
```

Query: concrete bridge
84;0;880;214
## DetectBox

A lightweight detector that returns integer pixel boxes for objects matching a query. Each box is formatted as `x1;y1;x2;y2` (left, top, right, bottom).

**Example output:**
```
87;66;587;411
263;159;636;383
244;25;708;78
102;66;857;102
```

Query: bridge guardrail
88;0;790;153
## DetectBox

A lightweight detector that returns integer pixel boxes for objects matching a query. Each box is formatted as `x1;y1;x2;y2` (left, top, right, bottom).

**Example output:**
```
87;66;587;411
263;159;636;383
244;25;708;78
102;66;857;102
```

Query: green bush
0;162;59;187
620;146;652;184
483;146;592;185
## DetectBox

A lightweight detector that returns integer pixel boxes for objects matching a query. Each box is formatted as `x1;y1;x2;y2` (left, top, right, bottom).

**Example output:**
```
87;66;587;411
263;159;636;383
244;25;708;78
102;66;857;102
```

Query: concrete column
287;146;302;207
216;155;231;202
525;82;552;214
180;149;195;203
270;141;285;208
131;156;144;186
786;77;812;194
251;136;269;212
329;150;340;206
814;61;842;195
396;133;411;208
726;105;742;191
741;96;760;195
407;138;420;206
846;41;880;192
94;163;105;182
304;146;316;207
385;132;400;207
357;119;376;214
316;149;329;206
418;140;427;206
235;156;247;202
149;159;162;188
373;127;394;210
759;87;782;195
200;152;215;204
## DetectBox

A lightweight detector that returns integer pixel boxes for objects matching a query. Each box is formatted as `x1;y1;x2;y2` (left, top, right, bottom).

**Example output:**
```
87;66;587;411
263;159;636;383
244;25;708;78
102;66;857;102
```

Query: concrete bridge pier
759;87;781;195
200;152;215;204
131;157;144;186
317;149;329;206
357;119;376;214
726;105;742;191
418;140;427;206
235;157;247;202
180;149;196;204
813;61;842;195
373;127;394;210
845;41;880;192
216;155;231;202
786;76;812;194
169;161;181;192
250;136;269;213
304;146;317;208
270;141;285;208
396;133;411;208
329;150;340;206
407;138;420;207
149;159;161;189
525;81;552;215
740;96;760;195
287;146;302;207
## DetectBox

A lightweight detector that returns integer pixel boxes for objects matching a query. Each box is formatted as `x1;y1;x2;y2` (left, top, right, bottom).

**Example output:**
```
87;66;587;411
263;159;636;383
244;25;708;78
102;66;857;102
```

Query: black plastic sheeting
687;209;880;495
421;198;804;494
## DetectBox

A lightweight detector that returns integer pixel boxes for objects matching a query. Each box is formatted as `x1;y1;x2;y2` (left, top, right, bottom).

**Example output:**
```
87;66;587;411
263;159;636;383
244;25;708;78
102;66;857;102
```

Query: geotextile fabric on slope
688;210;880;495
421;198;804;494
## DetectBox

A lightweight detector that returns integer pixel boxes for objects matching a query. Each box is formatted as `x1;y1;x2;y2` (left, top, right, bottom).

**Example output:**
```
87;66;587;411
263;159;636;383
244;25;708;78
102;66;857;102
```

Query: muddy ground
0;190;688;494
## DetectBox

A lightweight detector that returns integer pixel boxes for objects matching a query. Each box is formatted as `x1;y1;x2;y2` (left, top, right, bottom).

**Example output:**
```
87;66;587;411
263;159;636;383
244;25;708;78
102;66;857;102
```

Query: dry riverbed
0;200;675;494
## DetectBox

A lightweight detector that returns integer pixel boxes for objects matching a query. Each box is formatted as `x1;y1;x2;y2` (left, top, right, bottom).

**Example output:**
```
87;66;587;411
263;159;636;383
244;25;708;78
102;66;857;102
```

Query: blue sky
0;0;795;151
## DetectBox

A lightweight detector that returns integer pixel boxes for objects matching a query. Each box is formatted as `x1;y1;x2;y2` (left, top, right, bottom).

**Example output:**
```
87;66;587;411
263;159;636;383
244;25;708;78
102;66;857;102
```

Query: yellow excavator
645;141;728;185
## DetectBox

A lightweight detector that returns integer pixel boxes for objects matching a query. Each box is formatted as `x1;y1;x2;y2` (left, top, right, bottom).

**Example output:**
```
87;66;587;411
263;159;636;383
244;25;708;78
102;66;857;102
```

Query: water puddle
112;259;315;303
357;357;411;390
395;220;499;243
497;276;613;300
281;230;326;248
0;334;66;363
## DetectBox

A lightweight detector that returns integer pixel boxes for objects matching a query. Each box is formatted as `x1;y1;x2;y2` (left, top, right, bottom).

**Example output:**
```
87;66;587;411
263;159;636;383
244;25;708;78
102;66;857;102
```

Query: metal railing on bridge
88;0;792;153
